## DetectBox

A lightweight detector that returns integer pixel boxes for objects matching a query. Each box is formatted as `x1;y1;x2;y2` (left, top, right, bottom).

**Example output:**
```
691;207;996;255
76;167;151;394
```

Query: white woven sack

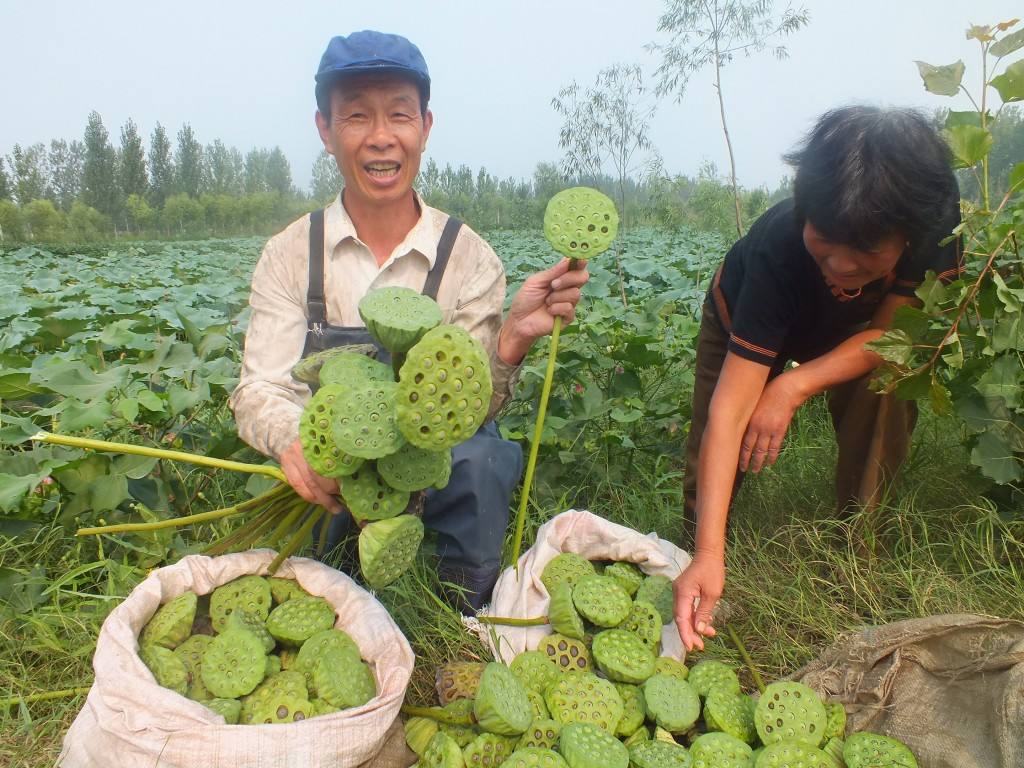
483;509;692;664
59;550;414;768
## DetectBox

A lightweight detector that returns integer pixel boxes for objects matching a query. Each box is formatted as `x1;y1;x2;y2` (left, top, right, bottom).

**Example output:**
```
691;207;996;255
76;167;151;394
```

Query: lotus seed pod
423;731;468;768
250;692;314;724
592;629;656;684
407;717;442;756
140;644;189;696
297;628;361;680
820;737;844;768
558;722;629;768
265;654;282;677
173;634;213;700
269;576;310;605
340;462;411;524
396;325;493;450
313;645;377;708
627;739;693;768
240;670;309;722
526;688;550;719
504;747;570;768
653;728;675;744
688;732;752;768
753;740;836;768
547;582;586;640
436;661;487;704
572;575;632;628
200;628;267;699
538;633;591;674
140;591;197;650
359;513;425;589
540;553;596;594
754;681;828;747
266;595;336;646
204;697;242;724
510;651;560;696
652;657;689;681
842;732;918;768
291;342;379;386
462;732;518;767
474;662;533;736
225;609;275;653
544;673;624;734
543;187;620;259
642;675;700;734
331;381;405;460
621;725;650;748
687;661;740;699
209;575;272;633
440;699;479;747
358;286;445;355
823;701;846;741
617;600;662;652
612;683;646;738
604;562;644;597
634;576;674;625
378;441;453;491
300;384;365;477
310;698;341;717
318;350;394;387
704;687;757;744
517;718;562;750
279;647;299;669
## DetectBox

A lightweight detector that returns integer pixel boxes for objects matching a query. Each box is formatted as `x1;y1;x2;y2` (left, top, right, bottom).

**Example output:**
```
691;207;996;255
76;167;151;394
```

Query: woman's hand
739;373;805;474
280;439;344;513
673;551;726;652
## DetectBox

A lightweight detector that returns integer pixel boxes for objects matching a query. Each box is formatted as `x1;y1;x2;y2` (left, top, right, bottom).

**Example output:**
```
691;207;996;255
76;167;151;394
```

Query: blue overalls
301;208;523;611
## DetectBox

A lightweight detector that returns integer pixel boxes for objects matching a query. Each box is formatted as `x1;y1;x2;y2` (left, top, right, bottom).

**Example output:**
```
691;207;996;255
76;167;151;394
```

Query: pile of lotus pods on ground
401;553;919;768
137;574;377;724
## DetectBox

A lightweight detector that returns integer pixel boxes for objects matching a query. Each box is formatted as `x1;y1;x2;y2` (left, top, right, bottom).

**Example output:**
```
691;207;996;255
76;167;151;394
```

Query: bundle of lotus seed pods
137;574;376;724
401;554;919;768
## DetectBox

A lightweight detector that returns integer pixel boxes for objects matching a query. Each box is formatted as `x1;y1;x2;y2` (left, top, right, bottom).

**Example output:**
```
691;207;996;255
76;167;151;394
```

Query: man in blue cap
230;31;590;610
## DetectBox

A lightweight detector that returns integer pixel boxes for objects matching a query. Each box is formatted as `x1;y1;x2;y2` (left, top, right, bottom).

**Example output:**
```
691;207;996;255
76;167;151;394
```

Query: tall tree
9;143;50;204
148;123;174;206
0;156;10;201
118;119;148;200
264;147;293;196
244;148;270;194
310;150;343;201
652;0;809;235
552;62;657;225
204;139;243;195
81;111;119;216
174;123;203;197
48;139;84;211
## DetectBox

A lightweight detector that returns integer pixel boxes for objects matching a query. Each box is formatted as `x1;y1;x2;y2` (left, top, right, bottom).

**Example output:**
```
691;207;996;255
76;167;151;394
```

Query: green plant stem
400;704;475;726
316;509;332;555
268;505;326;575
264;500;309;552
2;686;91;708
474;614;548;627
33;431;286;482
75;483;290;537
726;624;765;693
203;505;281;556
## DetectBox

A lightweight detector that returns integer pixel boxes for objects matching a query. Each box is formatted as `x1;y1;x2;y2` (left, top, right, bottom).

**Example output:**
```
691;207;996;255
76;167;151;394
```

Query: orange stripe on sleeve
730;334;778;359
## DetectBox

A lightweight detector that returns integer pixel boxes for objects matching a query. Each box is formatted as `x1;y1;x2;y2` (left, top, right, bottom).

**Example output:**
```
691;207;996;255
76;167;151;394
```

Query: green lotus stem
316;508;332;556
33;431;286;482
475;614;548;627
268;504;326;575
263;499;309;552
2;686;91;708
509;306;568;569
726;624;766;694
76;483;291;537
400;704;475;726
204;495;294;556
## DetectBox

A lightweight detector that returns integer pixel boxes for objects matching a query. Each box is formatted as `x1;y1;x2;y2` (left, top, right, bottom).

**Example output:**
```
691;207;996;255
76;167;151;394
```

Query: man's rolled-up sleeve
229;238;310;461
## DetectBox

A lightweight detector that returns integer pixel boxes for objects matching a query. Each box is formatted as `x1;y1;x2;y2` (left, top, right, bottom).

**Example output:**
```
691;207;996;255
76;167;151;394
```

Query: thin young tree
48;139;84;212
175;124;203;198
148;123;174;207
310;149;343;202
652;0;809;236
119;119;148;202
82;112;119;217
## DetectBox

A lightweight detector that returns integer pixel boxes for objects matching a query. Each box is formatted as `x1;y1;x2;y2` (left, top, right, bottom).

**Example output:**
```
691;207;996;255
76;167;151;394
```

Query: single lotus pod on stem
358;286;444;371
290;342;379;385
340;462;411;524
330;381;405;460
317;350;394;388
509;187;619;568
358;513;425;589
300;384;365;477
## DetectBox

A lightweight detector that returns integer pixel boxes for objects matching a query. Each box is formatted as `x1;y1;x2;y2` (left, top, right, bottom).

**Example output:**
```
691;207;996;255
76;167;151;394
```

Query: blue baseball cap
315;31;431;111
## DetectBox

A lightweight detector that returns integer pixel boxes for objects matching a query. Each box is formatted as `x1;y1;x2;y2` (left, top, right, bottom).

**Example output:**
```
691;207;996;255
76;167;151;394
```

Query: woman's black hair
784;106;957;250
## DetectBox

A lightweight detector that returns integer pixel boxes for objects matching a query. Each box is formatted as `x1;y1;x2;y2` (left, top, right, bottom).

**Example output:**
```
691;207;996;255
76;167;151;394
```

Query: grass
2;398;1023;766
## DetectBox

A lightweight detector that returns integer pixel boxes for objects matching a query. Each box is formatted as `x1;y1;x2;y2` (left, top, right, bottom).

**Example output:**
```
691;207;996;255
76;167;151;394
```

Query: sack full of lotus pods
58;550;414;768
482;509;692;663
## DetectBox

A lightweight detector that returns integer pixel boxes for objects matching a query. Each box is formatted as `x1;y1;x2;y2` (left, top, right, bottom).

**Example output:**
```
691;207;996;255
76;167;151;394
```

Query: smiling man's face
316;73;432;211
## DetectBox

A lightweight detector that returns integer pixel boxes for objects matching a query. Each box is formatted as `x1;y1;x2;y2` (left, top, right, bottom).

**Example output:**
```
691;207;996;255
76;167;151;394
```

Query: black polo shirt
711;198;962;368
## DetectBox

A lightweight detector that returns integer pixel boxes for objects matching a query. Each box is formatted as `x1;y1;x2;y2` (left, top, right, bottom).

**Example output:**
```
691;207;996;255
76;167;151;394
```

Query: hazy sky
2;1;1020;192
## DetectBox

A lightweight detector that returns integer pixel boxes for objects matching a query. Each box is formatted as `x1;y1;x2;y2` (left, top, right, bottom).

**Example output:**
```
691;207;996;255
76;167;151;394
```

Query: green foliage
81;111;119;218
874;19;1024;496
